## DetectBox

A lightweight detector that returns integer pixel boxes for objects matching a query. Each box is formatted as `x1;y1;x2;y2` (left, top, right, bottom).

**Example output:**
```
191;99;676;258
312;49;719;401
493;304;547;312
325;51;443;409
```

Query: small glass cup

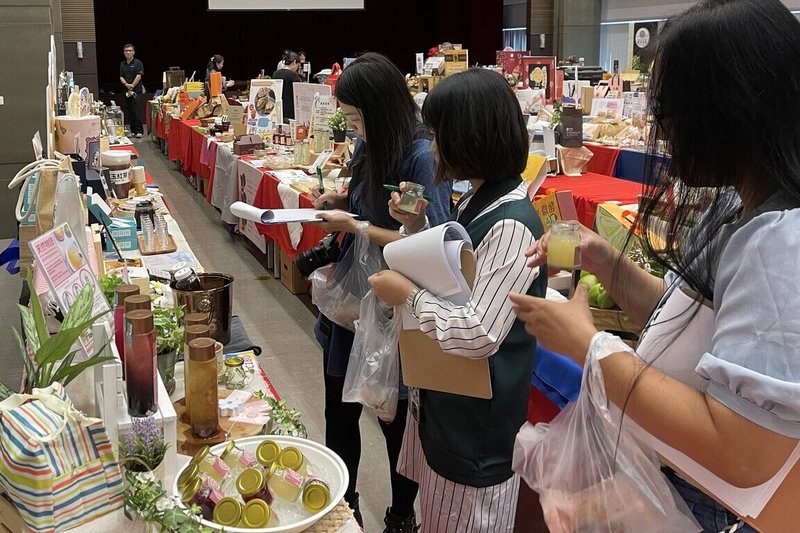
397;182;426;214
224;357;251;390
547;221;581;270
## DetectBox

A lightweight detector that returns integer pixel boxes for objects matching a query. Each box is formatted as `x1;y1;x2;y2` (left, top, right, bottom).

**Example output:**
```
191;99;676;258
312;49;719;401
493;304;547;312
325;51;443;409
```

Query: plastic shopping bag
342;290;400;423
512;348;699;533
310;229;386;331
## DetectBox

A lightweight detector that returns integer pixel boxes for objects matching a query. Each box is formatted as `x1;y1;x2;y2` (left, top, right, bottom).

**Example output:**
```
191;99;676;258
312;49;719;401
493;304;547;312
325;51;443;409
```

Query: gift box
233;134;265;155
105;218;138;252
532;190;579;230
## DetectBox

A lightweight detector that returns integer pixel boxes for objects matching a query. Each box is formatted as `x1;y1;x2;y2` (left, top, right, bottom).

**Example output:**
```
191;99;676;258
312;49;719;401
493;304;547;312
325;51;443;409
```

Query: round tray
173;435;348;533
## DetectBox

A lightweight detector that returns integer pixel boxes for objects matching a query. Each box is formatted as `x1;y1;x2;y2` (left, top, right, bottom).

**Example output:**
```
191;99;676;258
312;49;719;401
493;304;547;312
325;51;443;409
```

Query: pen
316;167;329;209
383;184;438;204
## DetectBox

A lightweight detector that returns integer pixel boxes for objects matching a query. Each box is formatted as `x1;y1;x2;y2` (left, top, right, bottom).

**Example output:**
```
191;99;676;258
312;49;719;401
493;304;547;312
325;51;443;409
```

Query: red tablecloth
585;143;621;176
539;173;643;228
255;172;330;261
167;118;201;174
155;109;167;140
145;101;152;135
187;126;205;178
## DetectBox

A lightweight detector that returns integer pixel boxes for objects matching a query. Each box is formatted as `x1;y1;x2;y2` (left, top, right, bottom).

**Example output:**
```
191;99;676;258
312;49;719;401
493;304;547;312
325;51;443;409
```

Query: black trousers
323;350;418;518
122;92;144;134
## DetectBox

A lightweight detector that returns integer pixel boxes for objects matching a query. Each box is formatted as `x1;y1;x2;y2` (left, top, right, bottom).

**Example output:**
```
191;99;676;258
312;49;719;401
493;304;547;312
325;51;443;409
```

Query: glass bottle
193;445;231;483
175;267;203;291
187;337;220;438
222;441;258;473
114;284;139;367
240;499;271;528
54;174;88;256
124;310;157;416
124;294;151;314
213;497;242;528
302;479;331;513
236;467;274;504
181;477;219;521
397;182;426;214
134;199;155;230
224;357;249;389
267;465;304;502
256;439;281;469
176;462;200;494
278;446;308;476
547;220;582;270
183;324;210;422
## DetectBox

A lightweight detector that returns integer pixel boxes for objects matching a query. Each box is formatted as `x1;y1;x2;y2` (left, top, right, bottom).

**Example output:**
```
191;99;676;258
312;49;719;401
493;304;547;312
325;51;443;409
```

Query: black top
272;68;303;120
119;58;144;93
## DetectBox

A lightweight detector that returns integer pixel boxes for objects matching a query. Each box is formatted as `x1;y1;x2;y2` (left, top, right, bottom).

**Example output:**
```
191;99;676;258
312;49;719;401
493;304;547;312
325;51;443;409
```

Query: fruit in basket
578;272;618;309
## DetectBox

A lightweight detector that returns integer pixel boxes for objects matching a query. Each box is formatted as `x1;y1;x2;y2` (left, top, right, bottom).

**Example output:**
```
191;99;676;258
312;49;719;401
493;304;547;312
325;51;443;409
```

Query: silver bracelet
587;331;634;362
399;216;430;238
405;287;422;315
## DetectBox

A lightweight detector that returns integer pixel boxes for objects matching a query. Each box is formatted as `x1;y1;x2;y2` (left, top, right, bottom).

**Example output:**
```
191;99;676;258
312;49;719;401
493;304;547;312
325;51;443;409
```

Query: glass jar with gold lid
213;497;242;528
224;357;250;389
240;498;272;528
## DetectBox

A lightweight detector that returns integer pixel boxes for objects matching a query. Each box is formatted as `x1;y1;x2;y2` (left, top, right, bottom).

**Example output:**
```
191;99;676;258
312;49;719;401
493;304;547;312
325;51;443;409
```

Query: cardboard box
106;218;138;252
279;251;308;294
532;190;579;229
444;50;469;77
233;124;248;140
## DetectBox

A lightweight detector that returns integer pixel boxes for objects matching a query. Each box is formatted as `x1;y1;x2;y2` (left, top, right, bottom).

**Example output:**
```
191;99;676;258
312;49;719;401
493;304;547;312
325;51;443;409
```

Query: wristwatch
405;287;422;315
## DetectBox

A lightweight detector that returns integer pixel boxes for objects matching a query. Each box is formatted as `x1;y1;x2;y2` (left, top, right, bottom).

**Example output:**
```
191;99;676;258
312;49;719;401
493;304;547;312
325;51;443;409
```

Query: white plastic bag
342;290;400;423
512;348;699;533
309;228;386;331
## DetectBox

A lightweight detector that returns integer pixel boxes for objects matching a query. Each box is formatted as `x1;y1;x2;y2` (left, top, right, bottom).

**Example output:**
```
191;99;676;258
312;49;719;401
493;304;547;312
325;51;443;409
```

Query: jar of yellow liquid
547;221;582;270
267;465;304;502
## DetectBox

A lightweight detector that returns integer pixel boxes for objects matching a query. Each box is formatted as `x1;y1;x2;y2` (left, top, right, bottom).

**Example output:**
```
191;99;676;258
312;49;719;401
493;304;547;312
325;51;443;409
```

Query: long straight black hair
638;0;800;301
334;53;422;210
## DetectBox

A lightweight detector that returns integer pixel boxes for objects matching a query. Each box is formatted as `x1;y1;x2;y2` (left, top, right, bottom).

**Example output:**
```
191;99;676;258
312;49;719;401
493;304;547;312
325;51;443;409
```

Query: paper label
109;168;130;185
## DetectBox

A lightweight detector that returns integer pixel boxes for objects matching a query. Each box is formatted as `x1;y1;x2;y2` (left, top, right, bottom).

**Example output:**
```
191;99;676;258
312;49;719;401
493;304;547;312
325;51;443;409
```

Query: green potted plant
152;304;184;395
123;470;213;532
327;109;348;143
99;272;125;308
0;270;115;401
119;413;169;483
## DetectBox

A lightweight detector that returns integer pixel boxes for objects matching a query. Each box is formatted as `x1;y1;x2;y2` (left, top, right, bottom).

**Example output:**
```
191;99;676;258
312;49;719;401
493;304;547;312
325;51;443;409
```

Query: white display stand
92;322;178;483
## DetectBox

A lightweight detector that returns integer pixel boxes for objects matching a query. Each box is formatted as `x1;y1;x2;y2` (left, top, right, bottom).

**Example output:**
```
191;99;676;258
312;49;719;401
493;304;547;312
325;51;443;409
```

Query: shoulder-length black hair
207;54;224;70
421;68;529;183
334;52;421;209
640;0;800;301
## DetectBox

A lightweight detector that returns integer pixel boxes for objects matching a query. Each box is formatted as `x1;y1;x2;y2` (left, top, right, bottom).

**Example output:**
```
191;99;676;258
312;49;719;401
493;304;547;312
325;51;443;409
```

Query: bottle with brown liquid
187;337;220;438
183;324;210;421
125;310;158;416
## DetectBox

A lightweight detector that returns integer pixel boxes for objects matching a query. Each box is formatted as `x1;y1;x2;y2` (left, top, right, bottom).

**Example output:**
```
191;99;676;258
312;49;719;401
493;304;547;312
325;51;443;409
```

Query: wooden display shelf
137;234;178;255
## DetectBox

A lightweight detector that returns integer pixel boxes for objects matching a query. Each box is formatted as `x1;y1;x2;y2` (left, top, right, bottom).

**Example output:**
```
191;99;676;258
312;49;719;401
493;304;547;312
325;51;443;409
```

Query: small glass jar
213;496;242;528
547;220;582;270
181;478;219;521
256;439;282;468
302;478;331;513
224;357;250;389
222;441;258;473
193;445;231;483
239;498;272;528
397;182;426;214
236;468;274;504
278;446;308;476
267;466;304;502
176;462;200;494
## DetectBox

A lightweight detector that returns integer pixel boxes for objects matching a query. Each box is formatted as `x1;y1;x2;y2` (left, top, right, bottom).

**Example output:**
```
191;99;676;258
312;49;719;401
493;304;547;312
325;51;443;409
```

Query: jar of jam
193;445;230;483
267;465;304;502
236;467;274;504
176;462;200;494
397;182;426;214
302;478;331;513
256;439;281;468
181;477;220;521
278;446;308;476
224;357;250;389
239;498;272;528
221;441;258;473
213;497;242;528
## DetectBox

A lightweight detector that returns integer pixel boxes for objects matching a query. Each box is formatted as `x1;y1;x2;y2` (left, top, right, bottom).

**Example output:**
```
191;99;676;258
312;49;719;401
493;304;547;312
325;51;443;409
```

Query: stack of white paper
230;201;356;225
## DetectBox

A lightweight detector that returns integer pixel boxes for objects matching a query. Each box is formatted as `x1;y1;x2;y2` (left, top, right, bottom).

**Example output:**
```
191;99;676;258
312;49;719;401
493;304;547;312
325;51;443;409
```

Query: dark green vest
418;197;547;487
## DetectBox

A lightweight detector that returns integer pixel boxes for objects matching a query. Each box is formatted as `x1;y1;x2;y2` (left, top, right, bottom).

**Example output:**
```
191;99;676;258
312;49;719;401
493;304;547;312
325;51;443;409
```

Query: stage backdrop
93;0;501;94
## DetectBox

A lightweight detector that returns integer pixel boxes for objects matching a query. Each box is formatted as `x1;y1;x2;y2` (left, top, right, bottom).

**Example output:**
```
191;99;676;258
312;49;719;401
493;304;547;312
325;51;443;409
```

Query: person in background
298;51;308;81
308;52;453;533
368;68;546;532
276;49;291;71
205;54;234;98
512;1;800;531
119;43;144;138
272;52;302;120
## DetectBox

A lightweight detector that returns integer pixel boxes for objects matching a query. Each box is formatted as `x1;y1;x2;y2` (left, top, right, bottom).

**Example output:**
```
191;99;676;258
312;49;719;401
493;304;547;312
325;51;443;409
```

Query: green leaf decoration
17;304;40;354
58;355;115;386
12;327;35;391
0;381;14;401
26;268;49;344
60;285;95;330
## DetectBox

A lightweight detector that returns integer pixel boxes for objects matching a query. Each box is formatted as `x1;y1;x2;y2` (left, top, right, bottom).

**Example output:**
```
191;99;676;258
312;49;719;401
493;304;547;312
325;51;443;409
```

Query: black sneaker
383;508;420;533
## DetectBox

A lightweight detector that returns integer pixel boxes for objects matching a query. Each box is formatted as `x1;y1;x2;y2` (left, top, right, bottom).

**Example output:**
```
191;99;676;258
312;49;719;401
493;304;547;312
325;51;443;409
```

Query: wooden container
590;307;641;346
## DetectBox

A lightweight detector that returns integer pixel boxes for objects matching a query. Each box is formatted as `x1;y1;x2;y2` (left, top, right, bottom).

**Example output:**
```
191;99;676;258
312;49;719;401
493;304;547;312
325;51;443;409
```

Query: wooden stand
173;389;264;457
137;234;178;255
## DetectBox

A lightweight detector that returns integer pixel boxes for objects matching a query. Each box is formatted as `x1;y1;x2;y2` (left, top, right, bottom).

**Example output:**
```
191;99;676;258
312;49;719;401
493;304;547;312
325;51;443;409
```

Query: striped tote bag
0;383;123;532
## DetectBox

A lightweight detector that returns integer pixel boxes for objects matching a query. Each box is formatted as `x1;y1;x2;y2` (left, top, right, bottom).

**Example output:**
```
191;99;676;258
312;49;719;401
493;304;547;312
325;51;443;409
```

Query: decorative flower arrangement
254;391;308;438
119;413;169;472
327;109;348;133
123;470;214;533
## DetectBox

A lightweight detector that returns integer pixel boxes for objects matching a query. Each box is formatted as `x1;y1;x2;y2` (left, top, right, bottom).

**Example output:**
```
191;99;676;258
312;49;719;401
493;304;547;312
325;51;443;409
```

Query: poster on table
293;82;332;131
246;79;283;134
237;161;268;254
633;22;660;69
522;57;557;104
310;93;337;137
496;50;529;84
28;223;111;355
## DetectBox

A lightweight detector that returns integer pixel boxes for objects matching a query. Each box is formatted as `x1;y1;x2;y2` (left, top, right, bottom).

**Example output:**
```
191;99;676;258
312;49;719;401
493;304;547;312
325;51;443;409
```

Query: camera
296;232;341;278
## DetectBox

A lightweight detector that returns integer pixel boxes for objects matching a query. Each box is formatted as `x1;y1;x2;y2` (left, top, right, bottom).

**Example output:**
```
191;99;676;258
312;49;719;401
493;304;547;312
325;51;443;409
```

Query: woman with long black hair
205;54;234;97
512;1;800;531
309;52;453;532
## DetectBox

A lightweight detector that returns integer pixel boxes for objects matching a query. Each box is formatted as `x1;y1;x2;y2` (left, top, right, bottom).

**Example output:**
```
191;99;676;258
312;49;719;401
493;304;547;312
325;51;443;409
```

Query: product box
106;218;138;252
532;190;579;229
279;251;308;294
444;50;469;77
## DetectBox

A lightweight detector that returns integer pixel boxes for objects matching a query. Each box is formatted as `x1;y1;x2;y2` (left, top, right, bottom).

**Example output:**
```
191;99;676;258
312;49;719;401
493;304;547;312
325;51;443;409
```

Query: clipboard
397;249;493;399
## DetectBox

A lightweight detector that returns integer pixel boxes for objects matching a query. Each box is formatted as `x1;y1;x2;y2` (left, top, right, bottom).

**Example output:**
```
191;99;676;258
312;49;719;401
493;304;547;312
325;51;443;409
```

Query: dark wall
94;0;502;94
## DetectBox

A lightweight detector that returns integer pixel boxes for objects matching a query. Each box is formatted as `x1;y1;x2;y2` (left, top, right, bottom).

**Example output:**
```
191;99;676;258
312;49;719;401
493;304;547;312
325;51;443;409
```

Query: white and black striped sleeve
410;218;540;359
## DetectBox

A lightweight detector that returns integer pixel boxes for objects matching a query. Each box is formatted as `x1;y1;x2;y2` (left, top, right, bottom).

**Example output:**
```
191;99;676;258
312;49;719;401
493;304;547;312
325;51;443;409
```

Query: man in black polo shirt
119;43;145;138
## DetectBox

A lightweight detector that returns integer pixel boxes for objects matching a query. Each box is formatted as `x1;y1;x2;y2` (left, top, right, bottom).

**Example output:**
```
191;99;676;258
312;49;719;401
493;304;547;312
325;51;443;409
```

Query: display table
539;173;643;228
585;142;621;177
